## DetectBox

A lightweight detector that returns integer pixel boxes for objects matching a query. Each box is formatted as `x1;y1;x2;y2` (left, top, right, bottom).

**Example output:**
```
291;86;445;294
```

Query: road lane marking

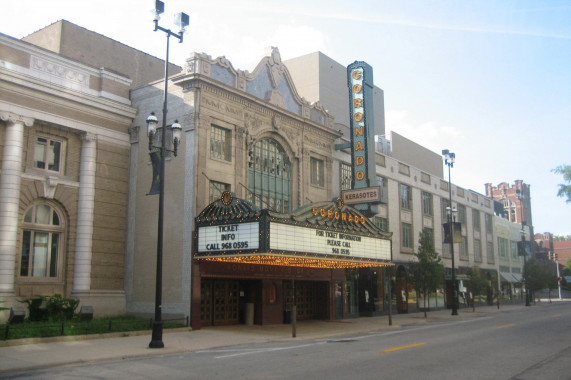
495;323;515;329
381;342;427;353
552;314;562;318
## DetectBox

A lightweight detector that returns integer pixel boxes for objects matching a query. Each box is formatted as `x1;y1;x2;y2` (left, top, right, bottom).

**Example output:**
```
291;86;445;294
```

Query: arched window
247;138;291;212
20;203;65;278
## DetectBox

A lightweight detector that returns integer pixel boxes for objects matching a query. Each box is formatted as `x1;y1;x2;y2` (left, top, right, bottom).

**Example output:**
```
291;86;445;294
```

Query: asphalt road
5;303;570;380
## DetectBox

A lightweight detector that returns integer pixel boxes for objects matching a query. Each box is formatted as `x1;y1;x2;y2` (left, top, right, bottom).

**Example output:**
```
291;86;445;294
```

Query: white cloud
385;109;465;154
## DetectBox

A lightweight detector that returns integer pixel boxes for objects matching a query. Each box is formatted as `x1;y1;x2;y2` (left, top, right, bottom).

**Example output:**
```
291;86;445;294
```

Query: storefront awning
500;272;520;283
194;195;393;269
511;273;523;283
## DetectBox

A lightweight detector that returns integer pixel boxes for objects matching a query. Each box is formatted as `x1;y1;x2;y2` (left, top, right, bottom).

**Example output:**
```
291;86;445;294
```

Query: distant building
553;240;571;264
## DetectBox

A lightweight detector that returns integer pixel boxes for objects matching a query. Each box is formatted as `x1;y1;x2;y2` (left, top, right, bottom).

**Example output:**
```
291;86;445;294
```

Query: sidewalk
0;303;555;375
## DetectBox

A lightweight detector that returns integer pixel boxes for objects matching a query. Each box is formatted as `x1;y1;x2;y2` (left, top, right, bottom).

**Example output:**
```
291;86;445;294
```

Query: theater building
127;48;393;327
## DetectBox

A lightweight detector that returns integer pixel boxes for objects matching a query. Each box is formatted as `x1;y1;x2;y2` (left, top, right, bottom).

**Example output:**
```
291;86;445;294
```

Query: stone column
72;133;97;292
0;112;34;293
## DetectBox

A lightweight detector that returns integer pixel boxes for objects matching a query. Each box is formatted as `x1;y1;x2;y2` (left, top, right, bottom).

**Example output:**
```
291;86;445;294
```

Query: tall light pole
148;0;188;349
516;189;531;307
442;149;459;316
519;222;531;307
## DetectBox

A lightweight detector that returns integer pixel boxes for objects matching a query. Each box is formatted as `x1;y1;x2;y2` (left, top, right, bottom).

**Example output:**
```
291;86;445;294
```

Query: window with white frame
341;162;352;191
441;198;450;221
374;217;388;232
377;176;388;203
457;204;466;224
310;157;324;187
498;237;508;258
459;236;468;259
400;184;412;210
510;241;518;259
210;125;232;161
422;191;433;216
472;209;481;230
34;137;63;173
485;213;493;233
487;241;495;263
423;227;434;250
474;239;482;262
20;203;64;279
401;222;413;249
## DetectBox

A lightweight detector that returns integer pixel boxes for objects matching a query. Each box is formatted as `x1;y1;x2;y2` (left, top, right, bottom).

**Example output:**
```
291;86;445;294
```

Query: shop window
20;203;65;279
34;137;63;173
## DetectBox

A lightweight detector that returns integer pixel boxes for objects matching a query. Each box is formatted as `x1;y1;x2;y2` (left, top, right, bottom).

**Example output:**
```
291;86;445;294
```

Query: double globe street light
147;0;188;349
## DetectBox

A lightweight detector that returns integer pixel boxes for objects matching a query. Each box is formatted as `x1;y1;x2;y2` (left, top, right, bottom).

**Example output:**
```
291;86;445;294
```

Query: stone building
0;31;135;317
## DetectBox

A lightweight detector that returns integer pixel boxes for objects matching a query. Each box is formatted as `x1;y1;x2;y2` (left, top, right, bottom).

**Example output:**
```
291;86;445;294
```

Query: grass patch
1;315;187;341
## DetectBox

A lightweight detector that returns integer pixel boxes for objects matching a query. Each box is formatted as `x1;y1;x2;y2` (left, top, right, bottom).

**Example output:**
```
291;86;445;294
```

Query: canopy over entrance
194;193;393;269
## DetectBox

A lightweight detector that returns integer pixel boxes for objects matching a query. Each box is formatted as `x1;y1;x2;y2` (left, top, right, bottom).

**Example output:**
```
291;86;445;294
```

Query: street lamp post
519;222;531;307
148;0;188;349
442;149;459;316
516;189;531;307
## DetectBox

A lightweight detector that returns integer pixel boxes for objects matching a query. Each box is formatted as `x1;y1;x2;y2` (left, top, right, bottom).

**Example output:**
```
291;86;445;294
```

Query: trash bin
244;303;254;326
283;310;291;324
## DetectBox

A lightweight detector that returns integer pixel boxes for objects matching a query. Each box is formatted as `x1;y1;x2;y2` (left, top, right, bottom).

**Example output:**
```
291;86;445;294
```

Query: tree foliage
553;234;571;242
408;230;444;318
525;258;556;301
552;164;571;204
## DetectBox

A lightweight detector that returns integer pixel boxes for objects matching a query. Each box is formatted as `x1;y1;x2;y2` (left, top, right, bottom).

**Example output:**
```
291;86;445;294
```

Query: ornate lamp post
442;149;459;316
148;0;188;349
516;189;531;307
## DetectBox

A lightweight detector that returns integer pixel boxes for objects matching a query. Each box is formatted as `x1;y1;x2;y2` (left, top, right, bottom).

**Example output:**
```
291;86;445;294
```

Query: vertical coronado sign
347;61;379;217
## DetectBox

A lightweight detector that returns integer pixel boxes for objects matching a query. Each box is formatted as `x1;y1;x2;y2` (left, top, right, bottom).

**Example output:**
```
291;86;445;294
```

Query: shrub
19;294;79;322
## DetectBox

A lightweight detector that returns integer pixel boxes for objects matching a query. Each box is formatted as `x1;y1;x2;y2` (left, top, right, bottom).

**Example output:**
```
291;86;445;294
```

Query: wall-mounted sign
269;222;391;261
197;222;259;252
342;186;381;205
347;61;378;217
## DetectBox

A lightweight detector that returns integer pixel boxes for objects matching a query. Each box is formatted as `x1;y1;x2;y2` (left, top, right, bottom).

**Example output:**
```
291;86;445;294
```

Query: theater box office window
192;193;392;328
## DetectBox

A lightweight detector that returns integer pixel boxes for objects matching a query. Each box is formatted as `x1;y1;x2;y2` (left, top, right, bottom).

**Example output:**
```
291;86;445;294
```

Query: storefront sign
197;222;259;252
342;186;381;205
269;222;391;261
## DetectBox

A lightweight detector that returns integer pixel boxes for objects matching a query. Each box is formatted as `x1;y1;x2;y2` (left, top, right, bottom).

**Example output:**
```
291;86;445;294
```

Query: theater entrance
200;279;240;326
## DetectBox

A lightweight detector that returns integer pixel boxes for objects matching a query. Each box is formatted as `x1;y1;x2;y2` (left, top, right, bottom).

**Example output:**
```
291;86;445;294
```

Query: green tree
552;165;571;203
553;234;571;242
525;258;550;303
563;259;571;276
468;267;488;312
408;230;444;318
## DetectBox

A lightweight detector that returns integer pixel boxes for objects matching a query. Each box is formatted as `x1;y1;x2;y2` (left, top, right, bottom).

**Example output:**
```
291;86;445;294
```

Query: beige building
0;31;136;319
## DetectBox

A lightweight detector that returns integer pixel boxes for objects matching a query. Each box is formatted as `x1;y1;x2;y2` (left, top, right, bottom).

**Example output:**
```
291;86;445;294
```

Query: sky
3;0;570;235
